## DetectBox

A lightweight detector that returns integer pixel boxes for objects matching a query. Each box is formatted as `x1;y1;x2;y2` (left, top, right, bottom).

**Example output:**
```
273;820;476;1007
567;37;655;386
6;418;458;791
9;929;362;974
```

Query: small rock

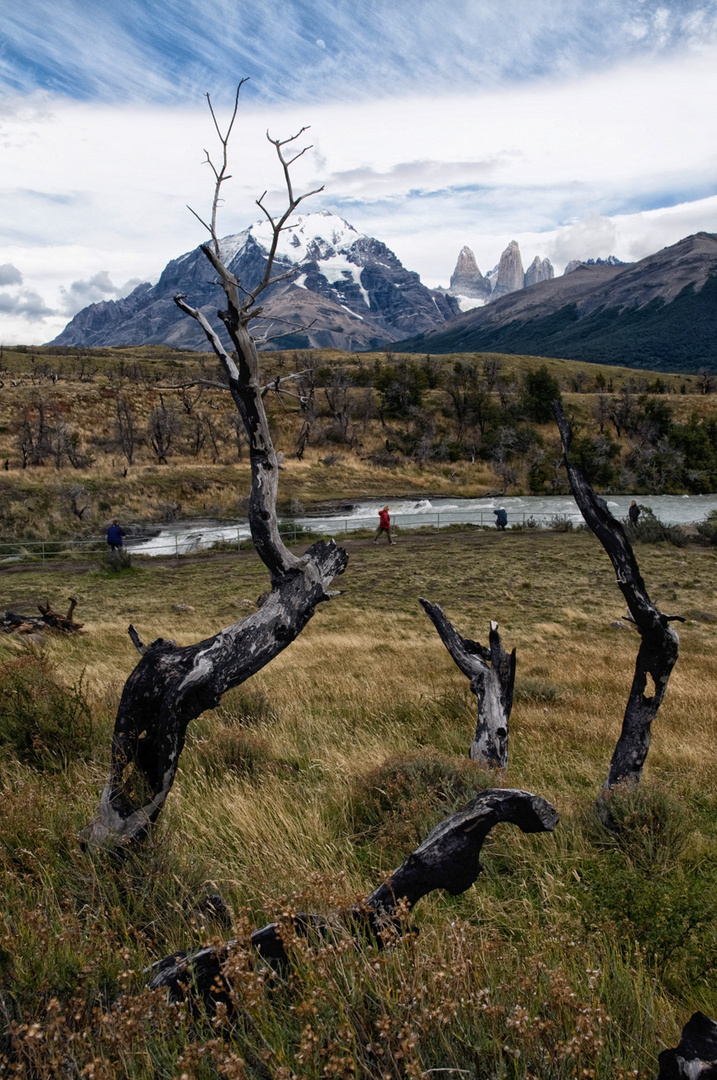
173;603;195;614
610;620;628;630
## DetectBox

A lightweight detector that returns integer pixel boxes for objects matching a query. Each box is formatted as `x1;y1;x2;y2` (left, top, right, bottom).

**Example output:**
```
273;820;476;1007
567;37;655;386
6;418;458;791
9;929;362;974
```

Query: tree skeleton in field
554;400;683;788
81;82;347;848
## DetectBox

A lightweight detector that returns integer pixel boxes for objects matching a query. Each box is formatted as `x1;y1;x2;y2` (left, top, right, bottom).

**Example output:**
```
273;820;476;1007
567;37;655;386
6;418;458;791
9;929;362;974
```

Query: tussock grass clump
348;750;493;861
514;677;562;703
590;781;692;871
0;653;92;769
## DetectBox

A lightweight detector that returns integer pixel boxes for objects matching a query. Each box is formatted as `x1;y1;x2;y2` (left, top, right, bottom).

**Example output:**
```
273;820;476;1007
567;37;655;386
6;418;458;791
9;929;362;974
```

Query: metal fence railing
0;511;596;565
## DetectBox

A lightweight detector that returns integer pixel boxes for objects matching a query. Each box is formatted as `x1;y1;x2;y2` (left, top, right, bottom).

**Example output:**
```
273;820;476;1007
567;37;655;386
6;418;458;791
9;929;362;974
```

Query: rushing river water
126;494;717;557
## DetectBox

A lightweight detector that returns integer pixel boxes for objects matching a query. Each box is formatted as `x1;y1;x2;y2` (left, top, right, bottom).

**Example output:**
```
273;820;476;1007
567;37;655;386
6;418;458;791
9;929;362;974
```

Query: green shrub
348;750;492;862
695;509;717;546
0;655;92;769
625;507;687;547
98;547;133;571
588;782;691;871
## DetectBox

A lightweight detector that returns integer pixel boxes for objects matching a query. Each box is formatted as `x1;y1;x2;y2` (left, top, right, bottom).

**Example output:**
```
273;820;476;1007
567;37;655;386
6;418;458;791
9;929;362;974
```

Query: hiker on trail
628;500;640;525
107;520;125;552
493;506;508;531
374;505;394;545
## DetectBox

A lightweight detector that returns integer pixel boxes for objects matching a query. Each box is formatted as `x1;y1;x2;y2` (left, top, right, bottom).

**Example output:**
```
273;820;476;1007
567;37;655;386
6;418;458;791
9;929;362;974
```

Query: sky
2;0;717;344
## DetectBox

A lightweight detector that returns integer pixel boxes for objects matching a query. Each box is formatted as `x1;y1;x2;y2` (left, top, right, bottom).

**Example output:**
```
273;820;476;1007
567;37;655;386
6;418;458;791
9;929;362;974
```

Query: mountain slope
395;232;717;373
49;212;458;351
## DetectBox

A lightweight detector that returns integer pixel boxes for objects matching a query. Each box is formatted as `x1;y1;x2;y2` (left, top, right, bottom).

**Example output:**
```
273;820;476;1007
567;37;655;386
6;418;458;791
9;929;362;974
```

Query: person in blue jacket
493;506;508;531
106;520;125;551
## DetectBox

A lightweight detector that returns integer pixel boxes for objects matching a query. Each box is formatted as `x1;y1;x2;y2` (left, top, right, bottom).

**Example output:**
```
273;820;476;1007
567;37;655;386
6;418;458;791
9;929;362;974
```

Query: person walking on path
374;505;394;545
628;500;640;525
493;506;508;531
106;520;125;552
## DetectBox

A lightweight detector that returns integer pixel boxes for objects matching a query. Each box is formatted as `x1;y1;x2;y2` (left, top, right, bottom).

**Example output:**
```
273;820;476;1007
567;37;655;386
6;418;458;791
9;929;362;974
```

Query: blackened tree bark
657;1012;717;1078
147;787;558;1004
81;85;347;848
554;401;683;788
420;599;515;768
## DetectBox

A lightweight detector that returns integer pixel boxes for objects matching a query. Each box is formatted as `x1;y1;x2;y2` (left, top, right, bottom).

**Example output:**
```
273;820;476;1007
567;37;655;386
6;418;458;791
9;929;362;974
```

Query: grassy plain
1;528;716;1077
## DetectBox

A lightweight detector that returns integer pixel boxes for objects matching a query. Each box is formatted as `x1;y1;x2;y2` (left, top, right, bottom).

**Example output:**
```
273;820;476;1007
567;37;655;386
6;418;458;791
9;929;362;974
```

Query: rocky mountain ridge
446;239;554;310
397;231;717;373
50;211;459;352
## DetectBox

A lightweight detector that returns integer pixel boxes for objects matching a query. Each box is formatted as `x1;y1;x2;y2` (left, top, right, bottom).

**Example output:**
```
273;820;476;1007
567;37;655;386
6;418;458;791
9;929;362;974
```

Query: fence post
41;542;45;563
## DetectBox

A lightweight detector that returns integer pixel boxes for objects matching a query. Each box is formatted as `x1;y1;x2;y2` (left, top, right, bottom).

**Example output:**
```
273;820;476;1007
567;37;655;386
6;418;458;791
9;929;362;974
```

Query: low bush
695;508;717;545
0;654;93;769
626;507;687;546
348;750;493;862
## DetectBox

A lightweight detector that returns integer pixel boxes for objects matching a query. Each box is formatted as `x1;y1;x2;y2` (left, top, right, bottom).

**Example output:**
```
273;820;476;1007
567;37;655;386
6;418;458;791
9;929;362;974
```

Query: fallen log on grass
147;788;558;1005
554;401;683;788
0;597;83;635
657;1012;717;1078
420;600;515;768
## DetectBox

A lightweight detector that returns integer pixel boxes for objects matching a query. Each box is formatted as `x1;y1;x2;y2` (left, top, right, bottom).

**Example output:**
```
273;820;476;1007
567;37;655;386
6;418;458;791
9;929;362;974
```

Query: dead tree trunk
81;86;346;849
554;401;683;788
147;788;558;1004
420;600;515;768
657;1012;717;1078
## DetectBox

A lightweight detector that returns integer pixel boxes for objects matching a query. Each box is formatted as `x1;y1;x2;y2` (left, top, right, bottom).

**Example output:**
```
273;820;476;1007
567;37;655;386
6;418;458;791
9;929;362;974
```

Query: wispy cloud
3;0;717;105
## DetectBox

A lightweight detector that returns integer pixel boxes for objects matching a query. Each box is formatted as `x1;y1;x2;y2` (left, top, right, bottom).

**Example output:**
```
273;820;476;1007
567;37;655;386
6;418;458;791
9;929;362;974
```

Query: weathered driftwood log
554;402;683;788
81;93;347;848
147;788;558;1003
656;1012;717;1078
0;597;83;635
420;599;515;768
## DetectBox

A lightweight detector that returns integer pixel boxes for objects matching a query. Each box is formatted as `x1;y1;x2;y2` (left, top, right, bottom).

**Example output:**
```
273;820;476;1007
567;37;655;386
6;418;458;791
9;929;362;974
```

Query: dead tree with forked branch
554;400;683;788
81;83;347;849
420;600;515;768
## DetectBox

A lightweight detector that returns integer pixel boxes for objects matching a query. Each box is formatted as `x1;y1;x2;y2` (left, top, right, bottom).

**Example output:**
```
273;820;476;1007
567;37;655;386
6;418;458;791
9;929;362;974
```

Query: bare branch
127;625;146;655
156;379;229;392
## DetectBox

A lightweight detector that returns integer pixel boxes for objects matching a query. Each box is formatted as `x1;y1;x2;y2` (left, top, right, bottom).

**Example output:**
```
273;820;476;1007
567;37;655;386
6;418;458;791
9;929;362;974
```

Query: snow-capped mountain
50;211;459;351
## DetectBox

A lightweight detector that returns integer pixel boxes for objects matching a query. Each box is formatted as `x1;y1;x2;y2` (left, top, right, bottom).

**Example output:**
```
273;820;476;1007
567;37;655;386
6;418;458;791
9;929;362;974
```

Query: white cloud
1;42;717;342
549;214;619;267
59;270;144;315
0;264;23;285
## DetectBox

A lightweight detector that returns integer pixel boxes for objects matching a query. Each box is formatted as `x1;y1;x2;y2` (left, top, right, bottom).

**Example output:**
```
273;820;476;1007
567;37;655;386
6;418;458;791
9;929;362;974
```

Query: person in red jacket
373;505;394;545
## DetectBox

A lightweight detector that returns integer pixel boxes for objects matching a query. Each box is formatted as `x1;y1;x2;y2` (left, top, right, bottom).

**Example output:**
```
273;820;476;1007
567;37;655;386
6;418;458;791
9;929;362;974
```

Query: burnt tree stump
420;599;515;768
657;1012;717;1078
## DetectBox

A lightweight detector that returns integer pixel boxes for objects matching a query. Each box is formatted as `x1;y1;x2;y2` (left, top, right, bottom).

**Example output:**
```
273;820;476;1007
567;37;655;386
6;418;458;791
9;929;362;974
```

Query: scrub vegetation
1;529;716;1076
1;344;717;541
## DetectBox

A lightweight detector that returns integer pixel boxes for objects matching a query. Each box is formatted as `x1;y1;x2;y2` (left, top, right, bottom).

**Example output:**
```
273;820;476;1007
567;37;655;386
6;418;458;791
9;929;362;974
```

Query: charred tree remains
81;84;347;849
657;1012;717;1079
147;788;558;1005
1;597;83;636
420;599;515;768
554;401;683;788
